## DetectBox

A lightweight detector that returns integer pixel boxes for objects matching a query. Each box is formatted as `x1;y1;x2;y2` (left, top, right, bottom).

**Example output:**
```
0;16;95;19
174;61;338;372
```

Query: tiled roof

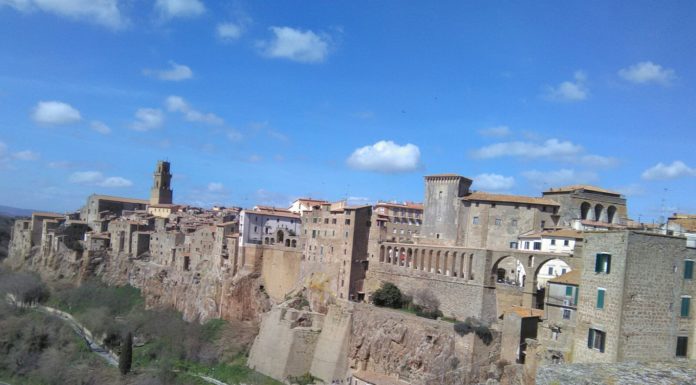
244;209;300;219
375;201;424;211
548;270;581;286
543;185;621;196
92;195;149;204
544;229;584;239
462;192;559;206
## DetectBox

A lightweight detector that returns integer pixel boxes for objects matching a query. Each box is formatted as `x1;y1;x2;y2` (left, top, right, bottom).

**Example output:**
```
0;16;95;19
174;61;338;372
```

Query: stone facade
542;185;628;230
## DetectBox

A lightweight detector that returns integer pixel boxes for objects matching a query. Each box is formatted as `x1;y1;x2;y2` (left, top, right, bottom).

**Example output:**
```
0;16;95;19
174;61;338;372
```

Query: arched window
594;204;604;222
580;202;591;220
277;230;284;243
607;206;617;223
291;239;297;248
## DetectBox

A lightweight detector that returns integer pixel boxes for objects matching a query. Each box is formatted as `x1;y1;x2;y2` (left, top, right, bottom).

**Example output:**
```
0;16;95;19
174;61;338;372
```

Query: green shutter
597;289;605;309
605;255;611;274
595;254;601;272
566;286;573;296
587;329;593;348
685;260;694;280
681;297;691;318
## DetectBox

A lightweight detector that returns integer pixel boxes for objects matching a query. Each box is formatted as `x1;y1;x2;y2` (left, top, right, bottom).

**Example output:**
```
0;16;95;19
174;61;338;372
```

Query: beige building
542;185;628;230
373;201;423;243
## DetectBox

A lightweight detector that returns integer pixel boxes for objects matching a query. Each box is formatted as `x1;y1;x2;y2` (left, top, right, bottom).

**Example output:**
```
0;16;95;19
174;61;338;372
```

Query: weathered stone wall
421;175;471;244
260;246;302;302
310;304;352;382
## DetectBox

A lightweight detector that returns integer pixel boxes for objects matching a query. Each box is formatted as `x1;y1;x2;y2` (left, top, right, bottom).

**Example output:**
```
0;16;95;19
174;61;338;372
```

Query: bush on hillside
371;282;403;309
453;317;493;345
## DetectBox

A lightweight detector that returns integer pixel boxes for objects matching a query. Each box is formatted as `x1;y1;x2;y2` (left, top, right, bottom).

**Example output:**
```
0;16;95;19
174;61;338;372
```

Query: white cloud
619;61;675;85
99;176;132;187
12;150;40;161
143;61;193;81
69;171;104;184
48;161;74;169
641;161;696;180
217;22;242;40
347;196;372;206
472;138;583;159
131;108;164;131
347;140;421;173
226;130;242;142
90;120;111;134
544;71;588;102
155;0;205;18
579;154;619;167
207;182;223;192
32;101;82;125
258;26;330;63
2;0;125;29
69;171;132;187
165;95;223;125
523;169;598;189
472;173;515;191
478;126;511;138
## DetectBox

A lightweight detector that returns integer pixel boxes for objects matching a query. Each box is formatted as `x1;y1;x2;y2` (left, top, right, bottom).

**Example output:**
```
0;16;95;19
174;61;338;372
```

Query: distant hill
0;205;36;217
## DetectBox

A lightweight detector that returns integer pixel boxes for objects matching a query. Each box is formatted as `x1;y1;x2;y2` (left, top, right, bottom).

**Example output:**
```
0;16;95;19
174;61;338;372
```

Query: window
332;218;337;224
561;268;567;275
681;296;691;318
551;239;556;246
524;241;530;250
495;218;501;226
345;219;351;225
685;260;694;279
324;218;329;224
533;242;542;250
509;241;518;249
587;329;605;352
473;216;479;225
564;239;570;246
491;203;496;208
597;288;606;309
541;220;546;228
312;230;316;238
677;336;688;357
548;266;554;275
511;219;518;226
566;286;573;296
595;253;611;273
562;309;571;319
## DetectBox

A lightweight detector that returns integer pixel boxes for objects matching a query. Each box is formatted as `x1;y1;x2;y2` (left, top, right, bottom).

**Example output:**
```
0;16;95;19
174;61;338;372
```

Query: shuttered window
676;336;688;357
595;253;611;273
597;289;605;309
681;297;691;318
685;260;694;280
587;329;606;352
566;286;573;296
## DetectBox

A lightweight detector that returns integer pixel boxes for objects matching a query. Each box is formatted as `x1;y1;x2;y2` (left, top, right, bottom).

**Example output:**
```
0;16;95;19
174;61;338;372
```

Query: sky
0;1;695;222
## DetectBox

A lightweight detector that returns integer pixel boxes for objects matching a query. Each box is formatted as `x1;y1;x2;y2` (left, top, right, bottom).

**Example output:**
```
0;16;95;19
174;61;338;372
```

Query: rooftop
548;270;581;286
543;184;621;196
32;212;65;218
91;194;149;205
244;209;300;219
462;192;560;206
374;201;424;210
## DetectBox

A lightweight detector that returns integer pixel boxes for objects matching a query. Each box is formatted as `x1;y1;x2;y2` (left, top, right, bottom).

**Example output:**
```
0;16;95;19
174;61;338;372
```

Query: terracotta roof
544;229;584;239
504;306;544;318
668;214;696;232
543;185;621;196
32;212;64;218
352;371;410;385
244;209;300;219
580;219;626;229
462;192;559;206
293;198;329;204
375;201;424;211
149;204;179;209
255;205;293;213
548;270;581;286
92;195;149;204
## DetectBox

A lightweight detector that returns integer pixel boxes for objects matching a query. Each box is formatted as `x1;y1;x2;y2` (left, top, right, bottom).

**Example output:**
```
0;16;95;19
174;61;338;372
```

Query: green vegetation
372;283;447;321
453;317;493;345
371;282;403;308
176;355;282;385
119;332;133;375
286;372;317;385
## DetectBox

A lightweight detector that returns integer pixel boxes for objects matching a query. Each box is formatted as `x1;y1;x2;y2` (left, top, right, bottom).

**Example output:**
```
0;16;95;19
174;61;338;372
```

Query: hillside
0;215;13;261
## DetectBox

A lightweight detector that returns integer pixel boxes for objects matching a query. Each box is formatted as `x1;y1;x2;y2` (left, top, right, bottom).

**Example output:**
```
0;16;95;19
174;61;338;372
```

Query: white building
288;198;330;216
239;206;301;247
518;229;582;288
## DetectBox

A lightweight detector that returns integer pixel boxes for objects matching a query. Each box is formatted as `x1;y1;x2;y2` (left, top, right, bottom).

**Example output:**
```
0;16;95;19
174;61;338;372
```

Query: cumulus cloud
155;0;205;18
207;182;223;192
130;108;164;131
544;71;588;102
347;140;421;173
143;61;193;81
579;154;619;167
472;138;583;159
12;150;40;161
619;61;675;85
32;101;82;125
90;120;111;134
258;26;330;63
1;0;125;29
478;126;511;138
165;96;223;125
641;161;696;180
217;22;242;40
522;169;598;189
472;173;515;191
69;171;132;187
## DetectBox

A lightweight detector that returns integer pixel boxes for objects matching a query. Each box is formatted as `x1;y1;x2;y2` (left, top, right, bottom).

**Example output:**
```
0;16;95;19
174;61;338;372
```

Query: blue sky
1;1;695;222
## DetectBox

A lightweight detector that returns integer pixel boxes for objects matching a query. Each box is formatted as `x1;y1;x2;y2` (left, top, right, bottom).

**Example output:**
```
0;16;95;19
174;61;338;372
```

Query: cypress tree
119;332;133;375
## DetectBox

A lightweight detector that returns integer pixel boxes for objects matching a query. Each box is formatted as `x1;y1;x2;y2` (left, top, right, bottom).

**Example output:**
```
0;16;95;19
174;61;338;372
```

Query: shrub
119;332;133;375
453;317;493;345
0;270;49;304
371;282;403;309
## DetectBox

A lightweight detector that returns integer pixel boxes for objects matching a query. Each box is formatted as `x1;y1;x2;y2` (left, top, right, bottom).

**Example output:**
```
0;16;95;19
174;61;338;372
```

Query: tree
371;282;403;309
119;332;133;375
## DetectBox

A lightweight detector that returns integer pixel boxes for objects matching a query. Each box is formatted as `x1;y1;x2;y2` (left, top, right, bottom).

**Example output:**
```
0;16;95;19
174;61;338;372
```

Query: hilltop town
5;160;696;385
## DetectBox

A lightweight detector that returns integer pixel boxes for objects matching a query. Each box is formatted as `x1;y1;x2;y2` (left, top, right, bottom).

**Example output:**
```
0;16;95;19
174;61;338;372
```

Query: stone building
538;270;580;363
373;201;423;243
239;207;301;248
81;195;149;228
301;201;372;301
542;185;628;230
572;230;696;362
150;160;173;205
666;213;696;248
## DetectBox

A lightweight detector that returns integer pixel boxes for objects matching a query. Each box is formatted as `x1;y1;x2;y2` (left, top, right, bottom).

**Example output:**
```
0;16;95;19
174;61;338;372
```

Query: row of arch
263;237;297;248
379;245;474;280
580;202;617;223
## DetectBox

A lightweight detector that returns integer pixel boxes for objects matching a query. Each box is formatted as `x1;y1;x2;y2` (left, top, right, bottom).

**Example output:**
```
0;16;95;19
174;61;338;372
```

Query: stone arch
607;205;617;223
443;251;450;276
451;252;458;277
594;204;604;222
420;249;426;270
580;202;591;220
412;249;419;269
435;250;442;274
407;248;413;268
285;239;290;247
277;230;285;243
428;250;433;272
264;237;270;245
380;245;385;262
291;239;297;248
490;255;526;286
387;246;393;263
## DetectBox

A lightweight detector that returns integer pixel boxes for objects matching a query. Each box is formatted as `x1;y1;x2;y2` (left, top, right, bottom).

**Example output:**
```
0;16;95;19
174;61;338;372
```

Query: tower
150;160;173;205
421;174;472;243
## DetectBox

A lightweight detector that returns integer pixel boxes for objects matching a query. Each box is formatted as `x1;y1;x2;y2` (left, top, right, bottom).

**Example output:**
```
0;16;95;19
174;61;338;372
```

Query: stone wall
310;305;352;382
260;246;302;302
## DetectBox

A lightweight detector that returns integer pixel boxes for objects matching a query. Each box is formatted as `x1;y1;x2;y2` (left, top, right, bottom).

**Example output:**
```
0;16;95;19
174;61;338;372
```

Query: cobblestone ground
536;361;696;385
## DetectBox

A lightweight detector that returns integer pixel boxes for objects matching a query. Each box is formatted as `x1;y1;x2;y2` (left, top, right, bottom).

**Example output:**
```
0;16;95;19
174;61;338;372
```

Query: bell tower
150;160;173;205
